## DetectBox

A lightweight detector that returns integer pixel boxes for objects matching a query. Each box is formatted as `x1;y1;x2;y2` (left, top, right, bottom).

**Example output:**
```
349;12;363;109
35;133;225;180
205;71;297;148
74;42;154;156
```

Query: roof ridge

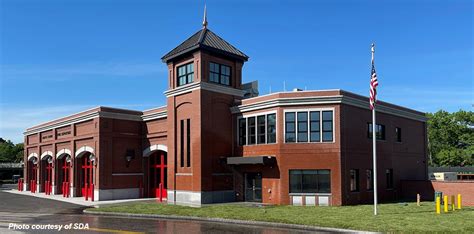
197;28;207;44
206;30;248;59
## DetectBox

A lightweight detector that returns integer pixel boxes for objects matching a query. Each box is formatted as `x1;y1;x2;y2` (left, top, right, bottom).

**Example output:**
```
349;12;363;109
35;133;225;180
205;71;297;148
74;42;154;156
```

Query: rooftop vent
242;81;259;98
293;88;303;92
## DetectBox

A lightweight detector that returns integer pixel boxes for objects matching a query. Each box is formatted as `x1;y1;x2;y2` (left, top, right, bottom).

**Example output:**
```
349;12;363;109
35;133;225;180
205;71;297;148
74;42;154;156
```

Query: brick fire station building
23;21;428;206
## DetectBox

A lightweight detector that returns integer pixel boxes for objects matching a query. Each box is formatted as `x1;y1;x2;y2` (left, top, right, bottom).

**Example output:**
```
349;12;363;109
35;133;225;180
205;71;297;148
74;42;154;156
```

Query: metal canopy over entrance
227;156;276;165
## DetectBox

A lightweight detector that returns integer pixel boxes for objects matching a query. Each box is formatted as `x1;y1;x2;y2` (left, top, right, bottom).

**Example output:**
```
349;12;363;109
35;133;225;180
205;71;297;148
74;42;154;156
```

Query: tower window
209;62;231;86
177;63;194;86
395;127;402;142
368;123;385;140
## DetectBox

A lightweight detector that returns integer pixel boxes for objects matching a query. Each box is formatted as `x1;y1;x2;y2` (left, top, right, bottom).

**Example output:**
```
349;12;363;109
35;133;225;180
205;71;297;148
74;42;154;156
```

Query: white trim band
142;110;167;121
24;110;143;136
231;95;427;122
164;82;246;98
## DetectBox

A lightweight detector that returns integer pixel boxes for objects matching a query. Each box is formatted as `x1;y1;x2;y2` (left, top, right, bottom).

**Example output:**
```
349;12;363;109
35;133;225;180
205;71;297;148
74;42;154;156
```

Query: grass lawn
88;201;474;232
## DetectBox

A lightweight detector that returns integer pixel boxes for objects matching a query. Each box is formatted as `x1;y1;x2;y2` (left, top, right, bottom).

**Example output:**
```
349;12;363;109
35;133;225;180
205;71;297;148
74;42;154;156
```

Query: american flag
369;44;378;110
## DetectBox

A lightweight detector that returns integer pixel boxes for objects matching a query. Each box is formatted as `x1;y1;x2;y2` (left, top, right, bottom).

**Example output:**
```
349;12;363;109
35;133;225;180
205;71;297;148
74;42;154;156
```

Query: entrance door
28;161;38;193
79;156;94;200
245;173;262;202
43;158;53;195
57;157;71;197
149;152;167;199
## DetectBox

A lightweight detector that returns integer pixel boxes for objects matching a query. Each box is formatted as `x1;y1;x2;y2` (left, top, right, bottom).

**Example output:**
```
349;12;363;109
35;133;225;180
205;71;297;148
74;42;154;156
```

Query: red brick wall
401;180;474;206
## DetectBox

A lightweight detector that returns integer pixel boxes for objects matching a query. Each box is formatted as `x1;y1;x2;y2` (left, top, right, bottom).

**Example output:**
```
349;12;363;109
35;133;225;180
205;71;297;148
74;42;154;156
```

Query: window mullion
320;112;323;142
306;111;311;143
265;114;267;144
245;118;248;145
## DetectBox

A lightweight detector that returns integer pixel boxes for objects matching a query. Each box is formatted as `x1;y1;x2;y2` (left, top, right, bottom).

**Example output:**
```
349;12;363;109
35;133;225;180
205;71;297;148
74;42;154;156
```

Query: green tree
0;138;24;163
427;110;474;166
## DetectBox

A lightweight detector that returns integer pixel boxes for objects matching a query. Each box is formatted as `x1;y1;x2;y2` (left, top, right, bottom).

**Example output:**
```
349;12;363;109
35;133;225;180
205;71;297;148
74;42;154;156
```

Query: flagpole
371;43;378;216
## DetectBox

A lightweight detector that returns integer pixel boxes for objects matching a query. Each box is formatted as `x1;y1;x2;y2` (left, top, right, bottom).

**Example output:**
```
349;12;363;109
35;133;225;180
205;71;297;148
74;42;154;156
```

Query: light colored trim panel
142;111;167;121
164;82;246;98
231;95;427;122
75;146;94;158
341;96;427;122
142;144;168;157
27;153;38;161
56;149;72;159
231;95;343;113
40;151;53;160
95;188;140;201
24;110;143;136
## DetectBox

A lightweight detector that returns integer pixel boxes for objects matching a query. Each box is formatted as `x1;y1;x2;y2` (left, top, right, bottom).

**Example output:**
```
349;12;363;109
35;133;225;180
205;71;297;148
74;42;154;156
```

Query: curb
83;209;374;233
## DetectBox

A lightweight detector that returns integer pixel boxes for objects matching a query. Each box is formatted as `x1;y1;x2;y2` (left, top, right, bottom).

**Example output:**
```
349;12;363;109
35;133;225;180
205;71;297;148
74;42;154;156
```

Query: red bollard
159;183;163;202
90;184;94;201
85;183;88;201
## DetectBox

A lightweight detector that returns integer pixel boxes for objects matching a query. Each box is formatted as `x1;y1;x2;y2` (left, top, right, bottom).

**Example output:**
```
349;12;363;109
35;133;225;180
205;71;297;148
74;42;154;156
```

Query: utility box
430;172;458;181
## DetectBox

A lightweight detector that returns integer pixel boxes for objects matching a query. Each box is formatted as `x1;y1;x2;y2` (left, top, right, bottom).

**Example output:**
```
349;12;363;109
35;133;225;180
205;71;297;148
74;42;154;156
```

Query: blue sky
0;0;472;143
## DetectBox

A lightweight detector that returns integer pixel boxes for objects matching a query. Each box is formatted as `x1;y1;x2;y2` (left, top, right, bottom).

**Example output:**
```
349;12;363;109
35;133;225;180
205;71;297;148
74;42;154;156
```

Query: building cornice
142;110;168;121
24;110;143;136
231;95;427;122
164;82;246;98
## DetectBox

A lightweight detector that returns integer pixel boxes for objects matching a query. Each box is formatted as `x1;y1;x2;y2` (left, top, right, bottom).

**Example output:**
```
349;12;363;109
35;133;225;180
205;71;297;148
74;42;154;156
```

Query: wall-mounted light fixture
125;149;135;167
65;155;72;163
47;157;53;165
89;154;96;166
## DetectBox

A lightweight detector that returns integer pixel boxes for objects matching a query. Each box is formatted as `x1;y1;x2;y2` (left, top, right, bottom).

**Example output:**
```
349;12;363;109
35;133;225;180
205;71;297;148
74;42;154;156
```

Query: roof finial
202;4;208;29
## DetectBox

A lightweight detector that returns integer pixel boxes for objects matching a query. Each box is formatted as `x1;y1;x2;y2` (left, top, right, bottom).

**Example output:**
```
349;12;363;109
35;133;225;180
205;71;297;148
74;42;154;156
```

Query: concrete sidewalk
4;188;156;207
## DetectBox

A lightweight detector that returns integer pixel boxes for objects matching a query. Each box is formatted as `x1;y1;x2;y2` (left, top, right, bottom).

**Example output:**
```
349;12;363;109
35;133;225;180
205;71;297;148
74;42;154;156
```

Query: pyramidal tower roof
161;5;250;64
161;28;249;63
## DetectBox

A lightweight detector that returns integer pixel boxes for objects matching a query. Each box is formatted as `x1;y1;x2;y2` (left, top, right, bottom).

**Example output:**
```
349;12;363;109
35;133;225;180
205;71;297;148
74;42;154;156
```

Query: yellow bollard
458;194;462;209
444;196;448;213
436;197;441;214
451;195;455;211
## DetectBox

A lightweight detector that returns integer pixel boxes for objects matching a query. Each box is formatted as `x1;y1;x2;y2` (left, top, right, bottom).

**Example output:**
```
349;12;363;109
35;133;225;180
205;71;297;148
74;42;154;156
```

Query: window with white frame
285;109;334;143
238;113;277;146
